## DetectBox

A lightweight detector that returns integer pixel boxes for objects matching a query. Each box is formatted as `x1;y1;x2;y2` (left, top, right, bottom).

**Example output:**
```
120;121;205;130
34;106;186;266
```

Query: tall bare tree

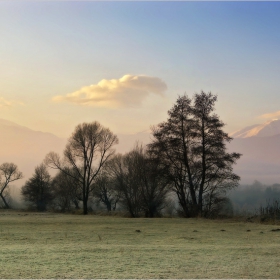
149;92;241;217
0;163;23;208
45;121;118;215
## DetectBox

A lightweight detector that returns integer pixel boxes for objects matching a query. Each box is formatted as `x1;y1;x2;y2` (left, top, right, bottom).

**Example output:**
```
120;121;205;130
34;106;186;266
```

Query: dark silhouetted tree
107;153;143;217
91;171;120;211
136;145;170;217
45;121;118;215
0;163;23;208
107;144;170;217
21;164;53;211
52;169;81;211
149;92;241;217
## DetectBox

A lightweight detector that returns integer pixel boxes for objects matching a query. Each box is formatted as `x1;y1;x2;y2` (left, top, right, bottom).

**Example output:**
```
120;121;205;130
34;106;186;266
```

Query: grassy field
0;211;280;278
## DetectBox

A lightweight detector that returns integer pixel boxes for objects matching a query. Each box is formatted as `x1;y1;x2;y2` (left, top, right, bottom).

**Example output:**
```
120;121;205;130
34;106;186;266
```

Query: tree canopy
45;121;118;214
149;92;241;217
21;164;53;211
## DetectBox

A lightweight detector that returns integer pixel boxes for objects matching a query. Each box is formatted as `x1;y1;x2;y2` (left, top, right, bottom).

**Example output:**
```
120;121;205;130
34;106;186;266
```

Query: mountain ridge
1;118;280;190
230;119;280;138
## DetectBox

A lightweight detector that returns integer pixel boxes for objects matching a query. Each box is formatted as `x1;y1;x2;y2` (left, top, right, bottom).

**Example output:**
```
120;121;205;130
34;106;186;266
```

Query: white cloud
260;110;280;120
0;97;24;108
52;74;167;108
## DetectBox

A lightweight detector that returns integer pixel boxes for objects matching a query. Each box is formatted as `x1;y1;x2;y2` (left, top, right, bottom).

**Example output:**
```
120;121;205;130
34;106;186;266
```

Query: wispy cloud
52;74;167;108
260;110;280;120
0;97;24;108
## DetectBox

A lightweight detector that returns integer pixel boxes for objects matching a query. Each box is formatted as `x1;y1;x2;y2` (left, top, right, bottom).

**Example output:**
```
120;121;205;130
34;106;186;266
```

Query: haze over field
0;119;151;190
1;117;280;189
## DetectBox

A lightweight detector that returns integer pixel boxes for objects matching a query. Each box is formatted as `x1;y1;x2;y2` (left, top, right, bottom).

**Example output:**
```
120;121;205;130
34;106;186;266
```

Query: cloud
0;97;24;108
52;74;167;108
260;110;280;120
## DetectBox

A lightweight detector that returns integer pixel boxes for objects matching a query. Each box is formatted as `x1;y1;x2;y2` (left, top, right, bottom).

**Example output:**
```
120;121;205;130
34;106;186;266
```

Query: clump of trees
105;144;170;217
228;181;280;215
5;91;241;218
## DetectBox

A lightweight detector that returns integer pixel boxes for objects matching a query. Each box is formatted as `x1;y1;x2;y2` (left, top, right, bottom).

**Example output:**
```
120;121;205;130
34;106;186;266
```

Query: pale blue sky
1;1;280;136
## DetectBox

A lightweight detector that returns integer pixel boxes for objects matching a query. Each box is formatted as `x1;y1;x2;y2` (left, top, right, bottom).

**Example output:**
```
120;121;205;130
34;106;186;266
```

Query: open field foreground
0;211;280;278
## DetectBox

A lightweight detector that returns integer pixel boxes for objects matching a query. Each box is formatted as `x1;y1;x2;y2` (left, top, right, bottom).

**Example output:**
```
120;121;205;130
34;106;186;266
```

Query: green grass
0;211;280;278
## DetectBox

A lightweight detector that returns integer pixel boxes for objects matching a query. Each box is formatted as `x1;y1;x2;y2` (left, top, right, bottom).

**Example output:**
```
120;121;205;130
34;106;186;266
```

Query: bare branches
0;162;23;208
106;144;170;217
149;92;241;217
44;121;118;214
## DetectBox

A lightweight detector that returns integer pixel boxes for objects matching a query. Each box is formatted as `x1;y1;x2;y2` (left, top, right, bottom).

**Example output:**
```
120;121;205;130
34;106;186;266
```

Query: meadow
0;211;280;279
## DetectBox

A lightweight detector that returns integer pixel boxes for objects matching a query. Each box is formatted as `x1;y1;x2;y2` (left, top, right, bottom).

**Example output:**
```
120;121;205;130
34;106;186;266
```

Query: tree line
228;181;280;215
0;92;241;218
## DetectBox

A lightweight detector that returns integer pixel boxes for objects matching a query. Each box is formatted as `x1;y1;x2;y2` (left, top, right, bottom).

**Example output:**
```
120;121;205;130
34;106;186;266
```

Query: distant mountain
3;116;280;201
0;119;151;185
118;123;280;184
0;119;66;188
0;120;149;205
228;119;280;184
228;134;280;184
230;119;280;138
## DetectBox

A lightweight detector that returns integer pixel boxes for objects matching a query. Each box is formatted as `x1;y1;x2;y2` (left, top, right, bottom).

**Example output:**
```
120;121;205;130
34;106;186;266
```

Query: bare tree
107;145;170;217
149;92;241;217
45;122;118;215
52;169;81;211
0;163;23;208
134;145;170;217
91;171;120;211
21;164;53;211
108;152;143;217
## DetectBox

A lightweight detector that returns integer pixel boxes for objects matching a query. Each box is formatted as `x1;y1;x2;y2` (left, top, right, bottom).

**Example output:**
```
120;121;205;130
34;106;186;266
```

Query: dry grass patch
0;210;280;278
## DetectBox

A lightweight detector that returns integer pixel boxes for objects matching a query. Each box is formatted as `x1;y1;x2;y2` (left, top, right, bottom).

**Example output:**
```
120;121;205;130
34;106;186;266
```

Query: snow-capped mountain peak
230;119;280;138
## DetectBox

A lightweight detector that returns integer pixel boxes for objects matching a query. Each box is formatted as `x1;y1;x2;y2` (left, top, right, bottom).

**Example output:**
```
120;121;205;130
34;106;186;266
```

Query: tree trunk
106;201;112;212
112;200;117;211
83;198;88;215
198;190;203;216
0;193;10;209
145;209;155;218
176;187;191;217
37;200;46;211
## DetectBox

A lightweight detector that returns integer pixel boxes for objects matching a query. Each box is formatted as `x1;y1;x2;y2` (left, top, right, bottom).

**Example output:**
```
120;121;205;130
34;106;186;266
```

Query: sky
1;1;280;137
